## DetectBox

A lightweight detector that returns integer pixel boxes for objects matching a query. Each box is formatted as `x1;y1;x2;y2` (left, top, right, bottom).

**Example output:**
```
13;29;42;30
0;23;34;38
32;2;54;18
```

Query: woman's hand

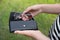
21;5;43;21
21;4;60;21
14;30;40;38
14;30;50;40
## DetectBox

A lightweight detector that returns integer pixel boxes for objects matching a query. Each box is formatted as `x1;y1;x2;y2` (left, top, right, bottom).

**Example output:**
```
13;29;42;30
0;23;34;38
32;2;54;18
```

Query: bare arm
41;4;60;14
14;4;60;40
22;4;60;21
14;30;50;40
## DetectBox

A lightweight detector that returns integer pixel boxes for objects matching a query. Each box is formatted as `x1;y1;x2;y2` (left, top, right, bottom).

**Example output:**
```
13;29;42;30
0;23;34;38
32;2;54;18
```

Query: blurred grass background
0;0;60;40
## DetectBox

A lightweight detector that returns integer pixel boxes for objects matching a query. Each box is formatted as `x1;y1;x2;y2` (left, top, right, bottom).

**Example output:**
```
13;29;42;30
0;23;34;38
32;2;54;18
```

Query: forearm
40;4;60;14
32;31;50;40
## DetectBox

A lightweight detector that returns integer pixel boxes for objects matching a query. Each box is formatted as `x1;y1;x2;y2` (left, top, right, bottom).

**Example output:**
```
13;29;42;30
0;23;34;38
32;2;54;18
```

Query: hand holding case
9;12;38;33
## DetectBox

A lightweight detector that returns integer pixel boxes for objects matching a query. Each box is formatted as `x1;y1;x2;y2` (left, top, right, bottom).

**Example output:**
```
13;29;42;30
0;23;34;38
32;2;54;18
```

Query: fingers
22;8;31;19
14;30;40;38
14;30;39;35
21;7;32;21
22;14;29;21
14;30;28;34
14;30;36;36
14;30;34;34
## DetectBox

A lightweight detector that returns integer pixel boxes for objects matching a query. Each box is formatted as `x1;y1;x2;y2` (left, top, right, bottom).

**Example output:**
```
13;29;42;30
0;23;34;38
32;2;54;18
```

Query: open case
9;12;38;33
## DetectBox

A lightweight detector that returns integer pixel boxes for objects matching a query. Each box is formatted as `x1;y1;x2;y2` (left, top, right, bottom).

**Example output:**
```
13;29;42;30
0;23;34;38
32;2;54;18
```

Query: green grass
0;0;60;40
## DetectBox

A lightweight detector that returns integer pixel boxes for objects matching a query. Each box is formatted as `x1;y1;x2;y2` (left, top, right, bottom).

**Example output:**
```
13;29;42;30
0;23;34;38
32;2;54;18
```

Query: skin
14;4;60;40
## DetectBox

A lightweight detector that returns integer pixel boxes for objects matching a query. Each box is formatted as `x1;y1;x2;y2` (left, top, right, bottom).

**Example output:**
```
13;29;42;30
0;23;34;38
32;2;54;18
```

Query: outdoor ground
0;0;60;40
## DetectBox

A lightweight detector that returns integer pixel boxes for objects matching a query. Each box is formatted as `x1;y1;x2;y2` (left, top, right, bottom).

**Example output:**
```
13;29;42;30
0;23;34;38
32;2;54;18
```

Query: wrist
30;31;41;40
38;4;47;13
36;4;44;13
31;31;50;40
